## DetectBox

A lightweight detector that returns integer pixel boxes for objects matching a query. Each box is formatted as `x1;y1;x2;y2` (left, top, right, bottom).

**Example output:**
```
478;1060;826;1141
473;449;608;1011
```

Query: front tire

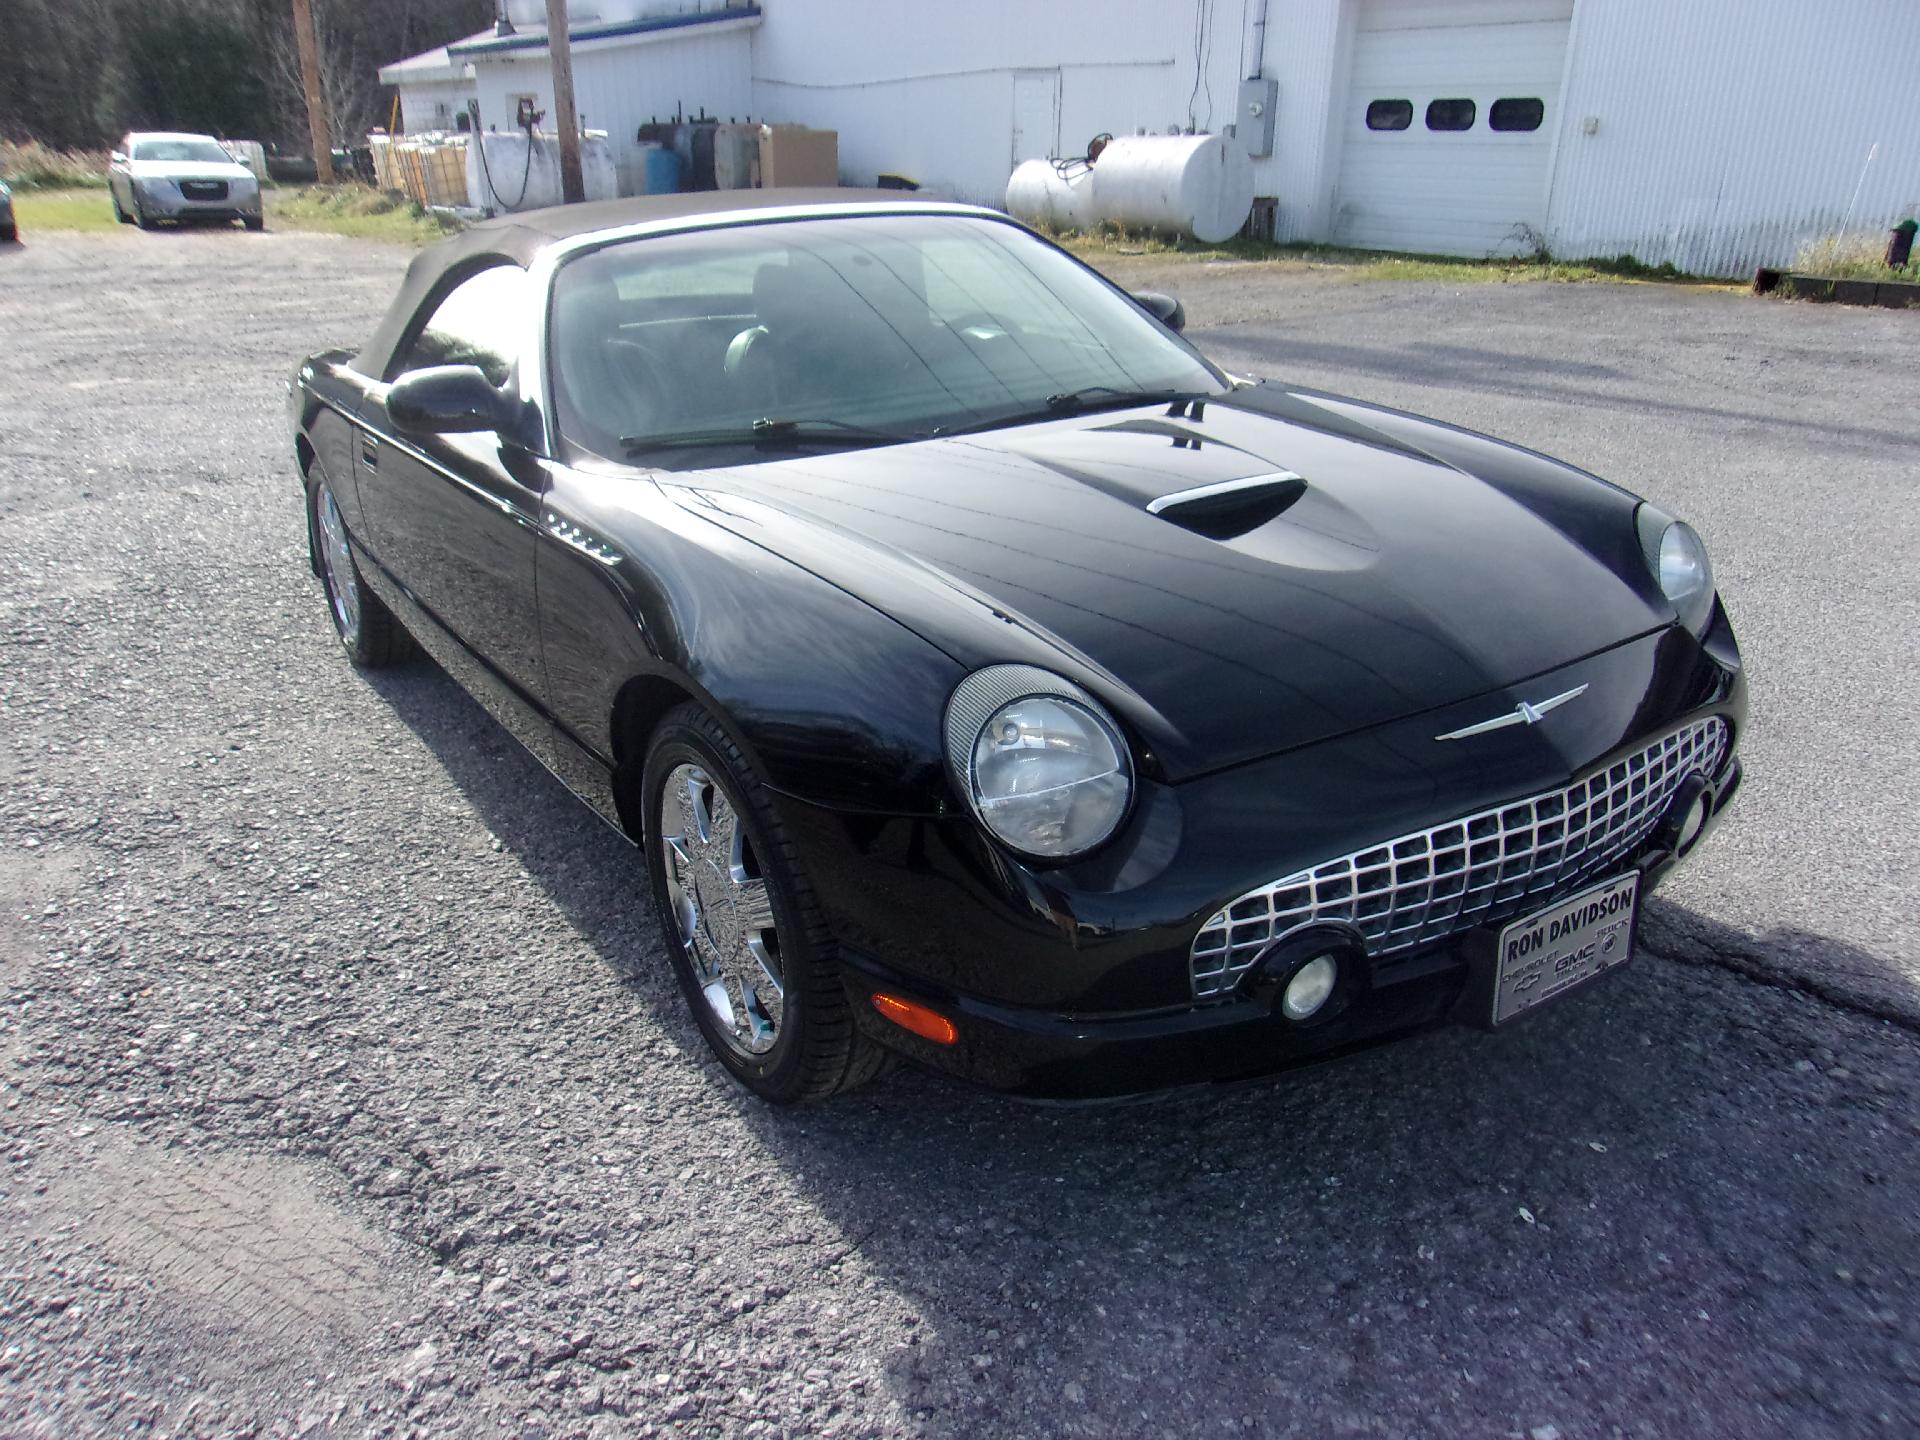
111;191;130;225
642;704;887;1104
306;464;402;668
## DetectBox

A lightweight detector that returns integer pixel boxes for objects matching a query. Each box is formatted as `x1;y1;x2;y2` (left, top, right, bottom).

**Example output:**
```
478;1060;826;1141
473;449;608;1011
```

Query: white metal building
380;44;479;134
381;0;1920;276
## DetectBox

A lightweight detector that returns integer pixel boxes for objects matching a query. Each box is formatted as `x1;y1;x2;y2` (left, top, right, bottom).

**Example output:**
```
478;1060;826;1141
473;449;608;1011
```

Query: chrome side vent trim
544;512;622;565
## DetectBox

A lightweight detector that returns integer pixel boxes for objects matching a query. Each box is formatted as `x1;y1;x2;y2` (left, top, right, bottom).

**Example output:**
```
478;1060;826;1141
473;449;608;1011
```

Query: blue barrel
641;144;683;195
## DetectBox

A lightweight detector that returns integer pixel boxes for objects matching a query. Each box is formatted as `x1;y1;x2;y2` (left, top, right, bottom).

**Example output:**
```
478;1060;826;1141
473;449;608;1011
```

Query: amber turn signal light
871;993;958;1046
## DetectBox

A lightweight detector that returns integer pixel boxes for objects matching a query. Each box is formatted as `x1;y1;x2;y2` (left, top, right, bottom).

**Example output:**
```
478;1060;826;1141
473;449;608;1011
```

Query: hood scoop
1146;471;1307;539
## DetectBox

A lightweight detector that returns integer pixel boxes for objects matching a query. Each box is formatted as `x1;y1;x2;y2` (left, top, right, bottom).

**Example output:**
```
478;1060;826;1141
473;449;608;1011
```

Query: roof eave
448;4;761;61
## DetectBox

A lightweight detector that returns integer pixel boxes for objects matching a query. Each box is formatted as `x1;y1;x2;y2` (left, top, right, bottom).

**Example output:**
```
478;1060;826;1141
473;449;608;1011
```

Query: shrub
1792;232;1911;281
0;139;110;189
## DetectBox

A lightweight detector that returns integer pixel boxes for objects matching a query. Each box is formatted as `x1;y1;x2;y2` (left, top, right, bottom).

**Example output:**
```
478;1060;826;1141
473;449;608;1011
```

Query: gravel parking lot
1;229;1916;1439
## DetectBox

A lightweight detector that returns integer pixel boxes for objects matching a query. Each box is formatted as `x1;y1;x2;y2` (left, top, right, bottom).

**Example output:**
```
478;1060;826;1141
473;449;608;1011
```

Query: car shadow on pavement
1209;329;1920;459
366;656;1920;1437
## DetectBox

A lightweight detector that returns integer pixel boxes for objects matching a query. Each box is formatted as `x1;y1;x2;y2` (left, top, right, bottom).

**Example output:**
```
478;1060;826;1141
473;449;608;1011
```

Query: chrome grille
180;179;229;201
1190;719;1729;1001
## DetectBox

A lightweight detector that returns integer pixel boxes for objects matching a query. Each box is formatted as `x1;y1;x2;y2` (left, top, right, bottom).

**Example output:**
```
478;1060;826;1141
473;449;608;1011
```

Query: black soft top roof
354;189;950;379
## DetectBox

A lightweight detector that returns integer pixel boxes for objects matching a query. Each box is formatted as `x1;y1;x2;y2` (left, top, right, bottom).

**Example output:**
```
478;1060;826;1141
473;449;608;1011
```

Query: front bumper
781;617;1746;1100
135;184;260;222
838;756;1741;1101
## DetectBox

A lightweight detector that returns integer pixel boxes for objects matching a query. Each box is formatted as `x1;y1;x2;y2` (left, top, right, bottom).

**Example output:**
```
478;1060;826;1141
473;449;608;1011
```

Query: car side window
395;263;530;386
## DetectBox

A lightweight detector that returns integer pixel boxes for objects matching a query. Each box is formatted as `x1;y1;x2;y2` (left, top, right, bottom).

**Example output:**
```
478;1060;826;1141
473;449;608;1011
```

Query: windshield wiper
1044;385;1213;414
622;417;916;455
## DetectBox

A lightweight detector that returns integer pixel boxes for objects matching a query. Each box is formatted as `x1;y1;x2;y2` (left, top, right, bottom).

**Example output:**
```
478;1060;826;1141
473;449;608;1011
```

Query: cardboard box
757;125;838;189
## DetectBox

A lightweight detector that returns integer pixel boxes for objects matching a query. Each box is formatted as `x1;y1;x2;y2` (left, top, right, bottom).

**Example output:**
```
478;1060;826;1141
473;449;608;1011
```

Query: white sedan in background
109;132;263;231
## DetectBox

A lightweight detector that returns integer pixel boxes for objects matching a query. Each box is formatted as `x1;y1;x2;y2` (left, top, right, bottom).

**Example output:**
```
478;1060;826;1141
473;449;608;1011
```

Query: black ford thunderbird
289;192;1744;1103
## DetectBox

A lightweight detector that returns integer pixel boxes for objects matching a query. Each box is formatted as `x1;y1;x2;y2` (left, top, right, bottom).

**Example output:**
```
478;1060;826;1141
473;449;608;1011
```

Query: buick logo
1435;684;1589;742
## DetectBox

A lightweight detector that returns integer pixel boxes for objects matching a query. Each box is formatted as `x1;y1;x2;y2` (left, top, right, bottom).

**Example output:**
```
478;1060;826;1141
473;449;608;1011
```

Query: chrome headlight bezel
943;665;1134;861
1636;504;1715;635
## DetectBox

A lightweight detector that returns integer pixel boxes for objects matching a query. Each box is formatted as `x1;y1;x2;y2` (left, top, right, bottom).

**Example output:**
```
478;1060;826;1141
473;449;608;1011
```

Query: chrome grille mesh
1190;719;1729;1001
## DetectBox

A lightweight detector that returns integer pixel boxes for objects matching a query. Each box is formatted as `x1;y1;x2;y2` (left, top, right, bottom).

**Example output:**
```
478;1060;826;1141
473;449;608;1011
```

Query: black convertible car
289;192;1744;1103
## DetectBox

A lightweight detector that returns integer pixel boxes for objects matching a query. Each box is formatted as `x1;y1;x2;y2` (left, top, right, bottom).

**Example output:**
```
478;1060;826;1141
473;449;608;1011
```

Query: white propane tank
466;130;618;214
1006;134;1255;244
1005;158;1097;231
1084;133;1254;244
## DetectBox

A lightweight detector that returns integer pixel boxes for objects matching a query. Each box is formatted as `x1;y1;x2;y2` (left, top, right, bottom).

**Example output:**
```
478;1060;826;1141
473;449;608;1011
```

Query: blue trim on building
449;5;761;59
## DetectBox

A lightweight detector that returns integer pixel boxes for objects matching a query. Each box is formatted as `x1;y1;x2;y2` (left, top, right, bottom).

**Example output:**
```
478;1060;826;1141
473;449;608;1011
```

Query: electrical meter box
1237;77;1278;157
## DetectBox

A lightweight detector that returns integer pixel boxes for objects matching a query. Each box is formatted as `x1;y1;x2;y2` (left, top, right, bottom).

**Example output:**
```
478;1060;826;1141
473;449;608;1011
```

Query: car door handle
360;435;380;469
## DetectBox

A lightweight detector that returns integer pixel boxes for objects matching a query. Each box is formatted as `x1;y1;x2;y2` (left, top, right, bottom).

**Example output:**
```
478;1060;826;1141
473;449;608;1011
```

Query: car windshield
549;213;1223;464
133;138;233;165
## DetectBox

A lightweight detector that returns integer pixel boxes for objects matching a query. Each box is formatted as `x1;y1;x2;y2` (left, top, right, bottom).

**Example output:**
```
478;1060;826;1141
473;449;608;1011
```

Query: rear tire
243;216;264;232
0;223;15;245
306;463;403;668
642;703;888;1104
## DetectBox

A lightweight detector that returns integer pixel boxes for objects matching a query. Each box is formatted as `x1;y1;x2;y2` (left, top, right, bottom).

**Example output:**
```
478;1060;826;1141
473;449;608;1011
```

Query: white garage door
1333;0;1573;256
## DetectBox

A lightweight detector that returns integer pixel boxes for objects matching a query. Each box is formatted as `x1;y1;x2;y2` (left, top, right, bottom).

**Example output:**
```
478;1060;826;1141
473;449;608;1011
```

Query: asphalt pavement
1;228;1915;1439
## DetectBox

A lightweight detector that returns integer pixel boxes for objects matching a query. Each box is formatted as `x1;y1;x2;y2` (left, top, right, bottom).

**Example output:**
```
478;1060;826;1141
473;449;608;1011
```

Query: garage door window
1425;99;1476;132
1366;99;1413;131
1489;97;1545;132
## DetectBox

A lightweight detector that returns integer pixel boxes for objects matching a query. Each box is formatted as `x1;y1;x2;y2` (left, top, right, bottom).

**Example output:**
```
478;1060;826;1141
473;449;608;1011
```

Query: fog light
1675;790;1710;854
1282;955;1339;1022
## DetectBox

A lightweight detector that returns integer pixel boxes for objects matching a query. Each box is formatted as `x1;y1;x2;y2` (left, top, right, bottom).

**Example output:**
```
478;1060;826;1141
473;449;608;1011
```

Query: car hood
653;387;1671;781
130;159;254;182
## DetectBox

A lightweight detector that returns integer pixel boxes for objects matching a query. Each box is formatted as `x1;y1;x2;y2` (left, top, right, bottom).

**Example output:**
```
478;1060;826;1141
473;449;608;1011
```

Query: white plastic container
466;130;618;214
222;139;268;183
1004;133;1254;244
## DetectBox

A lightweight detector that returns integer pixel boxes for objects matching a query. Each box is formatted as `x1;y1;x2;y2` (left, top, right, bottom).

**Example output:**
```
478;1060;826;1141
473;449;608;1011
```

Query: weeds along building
382;0;1920;277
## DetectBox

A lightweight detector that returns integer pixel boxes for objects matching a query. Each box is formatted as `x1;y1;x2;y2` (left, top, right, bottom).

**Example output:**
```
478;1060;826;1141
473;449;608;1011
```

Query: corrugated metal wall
1543;0;1920;275
470;25;754;196
395;77;475;135
750;0;1254;204
1250;0;1348;241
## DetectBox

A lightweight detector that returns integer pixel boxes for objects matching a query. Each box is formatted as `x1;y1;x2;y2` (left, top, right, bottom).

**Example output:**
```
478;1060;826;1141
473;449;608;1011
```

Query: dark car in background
108;132;262;230
288;192;1745;1104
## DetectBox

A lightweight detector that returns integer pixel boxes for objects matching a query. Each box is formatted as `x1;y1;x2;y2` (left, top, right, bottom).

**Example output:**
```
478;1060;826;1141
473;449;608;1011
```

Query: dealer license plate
1490;873;1640;1026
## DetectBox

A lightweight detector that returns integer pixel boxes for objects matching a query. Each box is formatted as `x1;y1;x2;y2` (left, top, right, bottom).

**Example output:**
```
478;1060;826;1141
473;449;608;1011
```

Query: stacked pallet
369;133;470;209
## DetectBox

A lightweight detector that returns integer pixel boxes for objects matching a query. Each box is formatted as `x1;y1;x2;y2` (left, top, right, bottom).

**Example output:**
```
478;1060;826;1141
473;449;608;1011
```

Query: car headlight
944;665;1133;860
1636;504;1714;633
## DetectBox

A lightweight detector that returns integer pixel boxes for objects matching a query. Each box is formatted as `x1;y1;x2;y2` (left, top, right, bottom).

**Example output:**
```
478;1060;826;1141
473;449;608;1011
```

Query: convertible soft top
353;188;956;380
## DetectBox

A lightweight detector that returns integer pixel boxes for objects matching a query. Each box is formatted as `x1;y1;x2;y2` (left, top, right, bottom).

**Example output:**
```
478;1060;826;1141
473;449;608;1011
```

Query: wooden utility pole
291;0;335;183
545;0;585;203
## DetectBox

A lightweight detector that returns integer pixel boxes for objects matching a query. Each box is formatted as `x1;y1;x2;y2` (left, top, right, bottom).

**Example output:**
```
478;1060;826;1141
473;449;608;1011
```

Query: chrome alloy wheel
315;484;361;639
659;763;785;1056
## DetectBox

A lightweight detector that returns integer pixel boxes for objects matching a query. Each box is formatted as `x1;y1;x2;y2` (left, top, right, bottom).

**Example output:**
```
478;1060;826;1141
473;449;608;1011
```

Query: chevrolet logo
1434;684;1588;741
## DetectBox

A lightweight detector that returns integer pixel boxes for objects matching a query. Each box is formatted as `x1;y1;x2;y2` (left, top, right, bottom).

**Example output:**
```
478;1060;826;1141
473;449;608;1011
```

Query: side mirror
1133;291;1186;332
110;152;127;165
387;365;512;435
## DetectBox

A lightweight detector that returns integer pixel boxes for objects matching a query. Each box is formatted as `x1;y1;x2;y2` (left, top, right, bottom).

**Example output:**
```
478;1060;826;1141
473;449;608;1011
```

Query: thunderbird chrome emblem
1434;684;1588;741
